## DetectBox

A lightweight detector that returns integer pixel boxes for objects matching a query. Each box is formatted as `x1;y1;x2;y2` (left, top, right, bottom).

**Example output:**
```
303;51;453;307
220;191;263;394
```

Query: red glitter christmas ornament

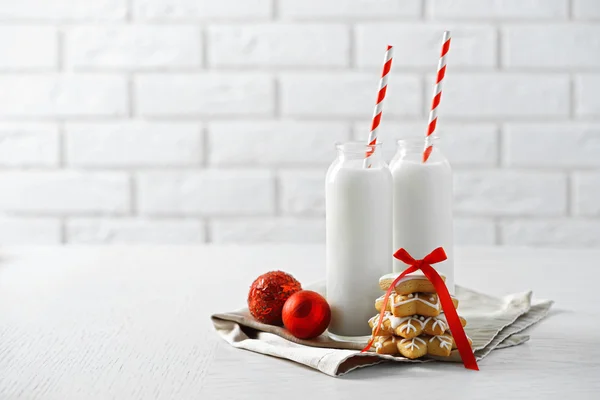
247;271;302;325
282;290;331;339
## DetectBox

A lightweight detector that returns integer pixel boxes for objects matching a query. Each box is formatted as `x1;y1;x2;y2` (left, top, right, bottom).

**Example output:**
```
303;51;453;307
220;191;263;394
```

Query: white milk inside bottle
390;137;455;293
326;142;392;340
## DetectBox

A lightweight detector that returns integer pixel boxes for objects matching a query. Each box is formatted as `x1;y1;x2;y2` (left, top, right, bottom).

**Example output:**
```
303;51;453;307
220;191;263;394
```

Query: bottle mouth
335;141;383;154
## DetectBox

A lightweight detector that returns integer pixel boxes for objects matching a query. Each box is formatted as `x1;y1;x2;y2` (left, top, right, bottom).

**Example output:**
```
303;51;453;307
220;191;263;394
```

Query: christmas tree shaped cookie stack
368;273;472;359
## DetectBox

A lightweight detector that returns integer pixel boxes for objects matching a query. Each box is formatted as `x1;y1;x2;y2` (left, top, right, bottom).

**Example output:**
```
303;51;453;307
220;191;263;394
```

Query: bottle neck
335;141;385;167
394;137;445;163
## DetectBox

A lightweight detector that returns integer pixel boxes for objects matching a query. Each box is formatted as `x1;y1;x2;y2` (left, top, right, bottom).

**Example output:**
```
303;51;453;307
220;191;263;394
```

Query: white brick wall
211;218;325;243
442;74;570;118
0;0;127;21
504;123;600;167
65;26;202;69
133;0;272;21
0;217;61;244
0;27;58;70
137;170;274;215
209;121;350;166
428;0;568;19
576;75;600;117
573;0;600;19
454;171;567;216
0;0;599;247
135;73;274;116
66;218;205;243
0;123;59;166
503;25;600;68
0;74;128;117
573;172;600;216
356;24;496;68
278;170;325;215
0;171;130;214
279;0;421;19
65;121;202;167
281;73;421;117
207;24;349;67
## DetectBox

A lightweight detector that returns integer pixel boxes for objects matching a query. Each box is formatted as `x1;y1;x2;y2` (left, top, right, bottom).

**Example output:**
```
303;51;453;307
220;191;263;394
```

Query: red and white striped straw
423;31;451;163
364;45;393;168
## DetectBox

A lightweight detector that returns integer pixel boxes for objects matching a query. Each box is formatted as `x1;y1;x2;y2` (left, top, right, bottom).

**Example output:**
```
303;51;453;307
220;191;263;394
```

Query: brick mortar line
60;217;67;244
5;16;600;28
348;25;355;68
0;211;135;218
1;164;599;172
566;172;573;216
201;124;209;167
3;213;600;221
2;68;599;74
127;73;135;117
273;172;281;216
203;218;211;243
453;214;599;221
126;0;133;21
494;217;502;245
496;25;502;69
421;0;428;19
570;74;576;118
2;164;600;172
58;121;66;168
200;26;208;69
2;116;598;124
51;215;216;221
568;0;574;19
56;28;64;71
129;174;137;215
496;123;503;167
4;18;593;24
192;216;325;221
273;78;280;118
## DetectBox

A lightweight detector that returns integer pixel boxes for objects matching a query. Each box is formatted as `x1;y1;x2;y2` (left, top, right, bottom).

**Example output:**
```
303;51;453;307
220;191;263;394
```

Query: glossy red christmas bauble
247;271;302;325
282;290;331;339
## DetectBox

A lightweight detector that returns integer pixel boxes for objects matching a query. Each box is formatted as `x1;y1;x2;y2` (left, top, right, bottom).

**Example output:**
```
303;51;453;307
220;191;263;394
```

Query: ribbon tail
361;265;419;353
420;264;479;371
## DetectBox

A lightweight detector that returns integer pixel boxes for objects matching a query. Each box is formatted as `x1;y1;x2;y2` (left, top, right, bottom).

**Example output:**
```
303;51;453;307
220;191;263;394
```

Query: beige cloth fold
211;283;553;377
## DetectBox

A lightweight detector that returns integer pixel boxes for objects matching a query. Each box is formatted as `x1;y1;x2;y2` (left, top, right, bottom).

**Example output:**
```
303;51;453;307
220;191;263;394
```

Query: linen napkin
211;282;553;377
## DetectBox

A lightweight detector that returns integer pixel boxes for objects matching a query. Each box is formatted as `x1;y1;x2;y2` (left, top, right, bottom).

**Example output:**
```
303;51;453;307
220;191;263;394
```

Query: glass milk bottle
390;137;455;293
326;142;392;340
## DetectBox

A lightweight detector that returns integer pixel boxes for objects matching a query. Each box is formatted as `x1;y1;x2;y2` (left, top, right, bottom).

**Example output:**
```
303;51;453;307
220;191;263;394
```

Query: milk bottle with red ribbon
390;137;454;293
326;142;392;340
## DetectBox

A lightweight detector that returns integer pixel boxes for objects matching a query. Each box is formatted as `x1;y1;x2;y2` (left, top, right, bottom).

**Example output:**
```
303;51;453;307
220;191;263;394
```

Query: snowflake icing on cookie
371;312;425;333
401;337;426;350
399;315;425;334
378;292;442;312
425;315;449;333
429;335;452;350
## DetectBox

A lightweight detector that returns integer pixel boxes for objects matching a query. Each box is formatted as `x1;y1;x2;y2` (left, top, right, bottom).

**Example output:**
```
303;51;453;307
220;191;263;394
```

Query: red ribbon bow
362;247;479;371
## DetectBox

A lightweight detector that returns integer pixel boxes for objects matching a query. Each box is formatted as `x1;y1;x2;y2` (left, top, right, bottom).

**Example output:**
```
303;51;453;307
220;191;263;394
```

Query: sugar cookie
371;335;399;355
375;293;459;318
368;312;396;336
424;334;454;357
423;314;467;336
368;313;425;339
397;337;428;359
379;272;445;295
394;315;426;339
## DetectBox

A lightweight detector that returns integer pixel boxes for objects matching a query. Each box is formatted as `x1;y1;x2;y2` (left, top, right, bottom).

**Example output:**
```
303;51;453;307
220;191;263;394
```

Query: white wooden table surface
0;245;598;400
